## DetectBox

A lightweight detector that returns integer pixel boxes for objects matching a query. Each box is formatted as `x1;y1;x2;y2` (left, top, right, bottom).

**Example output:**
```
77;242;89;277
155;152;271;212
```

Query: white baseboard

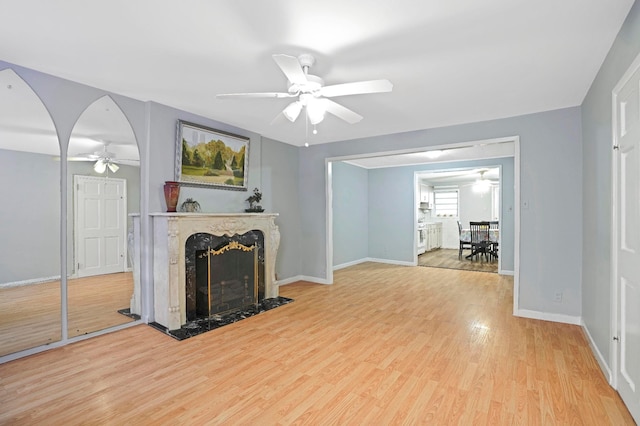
333;257;416;271
515;309;582;325
0;276;60;289
366;257;416;267
499;269;515;276
276;275;331;286
582;321;613;384
333;258;370;271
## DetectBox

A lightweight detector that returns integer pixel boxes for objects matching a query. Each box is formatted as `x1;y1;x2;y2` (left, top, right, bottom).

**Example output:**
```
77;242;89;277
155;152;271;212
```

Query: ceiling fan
68;142;126;173
216;54;393;128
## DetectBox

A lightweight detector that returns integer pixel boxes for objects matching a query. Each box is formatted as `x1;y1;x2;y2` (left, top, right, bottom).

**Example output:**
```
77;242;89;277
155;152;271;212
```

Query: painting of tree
176;120;249;190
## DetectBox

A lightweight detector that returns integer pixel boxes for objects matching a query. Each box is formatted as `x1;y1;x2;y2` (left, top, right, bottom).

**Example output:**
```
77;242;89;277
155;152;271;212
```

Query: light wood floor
419;248;498;273
0;263;634;424
0;272;135;357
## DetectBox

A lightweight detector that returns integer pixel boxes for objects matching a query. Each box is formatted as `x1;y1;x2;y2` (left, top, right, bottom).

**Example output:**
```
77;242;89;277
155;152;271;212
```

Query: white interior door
614;59;640;423
74;175;127;278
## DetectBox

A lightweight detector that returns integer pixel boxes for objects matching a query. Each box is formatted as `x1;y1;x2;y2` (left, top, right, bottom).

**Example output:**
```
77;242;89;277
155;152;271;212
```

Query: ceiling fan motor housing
289;74;324;96
297;53;316;69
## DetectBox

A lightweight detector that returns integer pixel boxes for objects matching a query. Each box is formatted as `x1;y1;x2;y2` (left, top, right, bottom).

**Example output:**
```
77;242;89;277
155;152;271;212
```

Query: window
434;190;459;217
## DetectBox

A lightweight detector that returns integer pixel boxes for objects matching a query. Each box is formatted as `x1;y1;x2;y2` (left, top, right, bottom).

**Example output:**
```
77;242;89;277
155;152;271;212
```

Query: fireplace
147;213;280;331
186;231;264;321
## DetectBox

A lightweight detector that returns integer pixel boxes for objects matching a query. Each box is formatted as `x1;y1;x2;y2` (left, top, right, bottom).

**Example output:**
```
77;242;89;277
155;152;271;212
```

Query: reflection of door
613;57;640;423
74;175;127;278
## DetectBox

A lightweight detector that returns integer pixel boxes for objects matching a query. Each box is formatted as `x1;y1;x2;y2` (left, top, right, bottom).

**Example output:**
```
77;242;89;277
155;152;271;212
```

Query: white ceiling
344;140;514;168
0;0;634;147
418;167;500;186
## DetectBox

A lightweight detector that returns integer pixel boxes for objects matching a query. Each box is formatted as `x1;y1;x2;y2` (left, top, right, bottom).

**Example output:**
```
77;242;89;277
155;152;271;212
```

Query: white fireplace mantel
150;213;280;330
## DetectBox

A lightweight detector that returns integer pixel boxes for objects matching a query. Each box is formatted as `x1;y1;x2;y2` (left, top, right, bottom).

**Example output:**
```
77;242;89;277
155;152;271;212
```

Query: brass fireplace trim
197;241;259;318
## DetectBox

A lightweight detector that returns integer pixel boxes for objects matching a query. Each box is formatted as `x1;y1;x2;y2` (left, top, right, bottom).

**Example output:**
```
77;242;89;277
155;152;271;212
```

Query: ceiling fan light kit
217;53;392;133
283;101;302;122
69;141;134;173
93;158;119;174
473;170;491;193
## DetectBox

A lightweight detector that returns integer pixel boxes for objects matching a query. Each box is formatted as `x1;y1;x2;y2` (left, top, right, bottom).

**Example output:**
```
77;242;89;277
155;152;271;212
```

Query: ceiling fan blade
216;92;295;99
323;99;363;124
68;153;99;161
272;54;308;85
320;79;393;98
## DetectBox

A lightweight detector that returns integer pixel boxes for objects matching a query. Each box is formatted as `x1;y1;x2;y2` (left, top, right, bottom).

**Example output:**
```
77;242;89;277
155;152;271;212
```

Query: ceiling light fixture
93;159;119;174
94;159;106;173
283;101;302;122
473;170;491;193
424;150;443;159
306;97;326;125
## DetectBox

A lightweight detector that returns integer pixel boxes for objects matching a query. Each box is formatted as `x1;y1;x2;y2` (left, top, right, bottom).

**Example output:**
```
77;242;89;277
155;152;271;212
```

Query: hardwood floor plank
0;263;635;424
418;248;498;273
0;272;135;357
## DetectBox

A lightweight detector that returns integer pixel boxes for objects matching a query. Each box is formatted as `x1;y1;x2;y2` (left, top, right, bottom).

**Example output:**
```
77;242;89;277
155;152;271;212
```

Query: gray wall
0;149;60;283
0;60;296;324
300;107;582;317
262;137;301;280
332;161;369;266
581;1;640;368
2;42;585;327
363;157;514;270
146;101;263;215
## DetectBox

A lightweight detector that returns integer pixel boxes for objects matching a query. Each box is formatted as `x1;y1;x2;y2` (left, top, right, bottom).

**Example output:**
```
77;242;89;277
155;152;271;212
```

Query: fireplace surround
147;213;279;331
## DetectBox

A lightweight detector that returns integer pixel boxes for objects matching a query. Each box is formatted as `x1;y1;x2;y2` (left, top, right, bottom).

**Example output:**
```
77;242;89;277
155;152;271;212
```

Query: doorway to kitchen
416;166;501;274
326;136;518;299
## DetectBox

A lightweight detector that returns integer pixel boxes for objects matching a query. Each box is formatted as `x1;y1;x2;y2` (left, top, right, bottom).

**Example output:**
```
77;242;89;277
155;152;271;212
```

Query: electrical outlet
554;291;563;302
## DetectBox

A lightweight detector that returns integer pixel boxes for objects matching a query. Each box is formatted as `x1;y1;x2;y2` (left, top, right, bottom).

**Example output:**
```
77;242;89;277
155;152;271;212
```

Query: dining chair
469;221;491;262
489;221;499;261
458;221;472;260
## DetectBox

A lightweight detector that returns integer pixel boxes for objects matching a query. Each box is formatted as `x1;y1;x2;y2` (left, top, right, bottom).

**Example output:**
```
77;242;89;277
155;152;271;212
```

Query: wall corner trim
515;309;581;325
277;275;332;286
582;320;614;385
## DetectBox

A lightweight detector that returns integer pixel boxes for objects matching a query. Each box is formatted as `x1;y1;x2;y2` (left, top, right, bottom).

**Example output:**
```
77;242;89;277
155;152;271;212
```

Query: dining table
459;228;499;243
461;227;499;261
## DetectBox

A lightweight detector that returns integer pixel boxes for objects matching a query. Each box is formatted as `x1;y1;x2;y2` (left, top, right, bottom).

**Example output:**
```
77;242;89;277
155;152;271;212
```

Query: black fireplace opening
185;231;265;322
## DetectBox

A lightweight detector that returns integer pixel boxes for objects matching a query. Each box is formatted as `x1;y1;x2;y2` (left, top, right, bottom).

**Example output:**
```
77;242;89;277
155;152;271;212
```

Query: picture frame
175;120;249;190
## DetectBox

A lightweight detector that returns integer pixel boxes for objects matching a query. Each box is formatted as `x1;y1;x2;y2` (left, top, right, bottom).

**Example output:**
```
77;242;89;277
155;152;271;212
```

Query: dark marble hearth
117;308;141;320
149;296;293;341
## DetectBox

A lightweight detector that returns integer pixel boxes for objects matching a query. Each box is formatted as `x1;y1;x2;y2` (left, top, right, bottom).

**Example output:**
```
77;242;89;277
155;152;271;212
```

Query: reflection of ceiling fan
68;142;124;173
217;54;393;128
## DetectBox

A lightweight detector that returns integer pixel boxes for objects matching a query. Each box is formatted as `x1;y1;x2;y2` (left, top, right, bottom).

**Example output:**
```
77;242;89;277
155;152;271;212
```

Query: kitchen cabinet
424;222;442;251
420;184;434;208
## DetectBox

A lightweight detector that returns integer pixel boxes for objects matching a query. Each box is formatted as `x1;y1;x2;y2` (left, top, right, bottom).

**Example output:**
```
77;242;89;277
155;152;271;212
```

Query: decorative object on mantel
180;197;201;213
245;187;264;212
163;181;180;212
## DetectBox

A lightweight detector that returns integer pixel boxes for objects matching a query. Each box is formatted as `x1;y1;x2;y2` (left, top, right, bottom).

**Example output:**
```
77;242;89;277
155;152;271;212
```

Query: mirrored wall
0;69;62;356
66;96;140;337
0;68;142;358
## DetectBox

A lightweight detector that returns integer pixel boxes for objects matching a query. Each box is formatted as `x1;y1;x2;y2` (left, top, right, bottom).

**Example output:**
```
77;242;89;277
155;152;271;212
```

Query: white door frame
325;136;520;313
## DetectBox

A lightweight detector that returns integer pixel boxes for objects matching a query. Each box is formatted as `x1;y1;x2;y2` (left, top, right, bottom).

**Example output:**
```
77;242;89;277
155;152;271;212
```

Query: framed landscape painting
175;120;249;190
